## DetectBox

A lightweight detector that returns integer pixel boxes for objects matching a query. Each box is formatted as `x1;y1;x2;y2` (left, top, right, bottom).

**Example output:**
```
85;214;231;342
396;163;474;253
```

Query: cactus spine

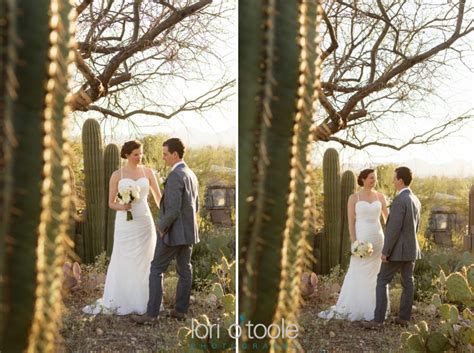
239;0;323;351
104;143;120;256
82;118;105;262
322;148;341;273
340;170;356;269
0;0;76;351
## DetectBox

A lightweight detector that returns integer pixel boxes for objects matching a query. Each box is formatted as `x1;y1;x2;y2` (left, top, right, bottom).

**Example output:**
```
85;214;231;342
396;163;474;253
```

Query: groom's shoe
168;309;186;321
360;320;384;330
131;314;158;325
393;317;409;327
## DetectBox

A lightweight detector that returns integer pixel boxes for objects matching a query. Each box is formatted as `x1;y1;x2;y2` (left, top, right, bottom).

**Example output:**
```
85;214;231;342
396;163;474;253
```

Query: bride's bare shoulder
110;169;121;178
142;166;155;175
348;193;358;202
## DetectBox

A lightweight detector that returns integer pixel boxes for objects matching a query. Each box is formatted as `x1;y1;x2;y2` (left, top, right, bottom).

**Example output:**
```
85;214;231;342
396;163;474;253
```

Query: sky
70;0;237;149
313;55;474;177
69;1;473;177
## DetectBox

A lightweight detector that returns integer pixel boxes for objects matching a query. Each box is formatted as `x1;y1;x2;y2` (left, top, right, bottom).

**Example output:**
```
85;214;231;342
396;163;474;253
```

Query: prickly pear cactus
403;269;474;352
0;0;76;351
239;0;323;351
468;185;474;251
466;264;474;288
446;272;473;307
178;257;236;352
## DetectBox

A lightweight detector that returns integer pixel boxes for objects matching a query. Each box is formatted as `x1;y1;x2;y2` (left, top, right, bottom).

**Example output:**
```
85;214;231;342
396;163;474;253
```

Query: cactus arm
0;0;18;339
340;170;356;268
239;0;299;339
322;148;341;273
104;143;119;256
82;118;105;262
1;0;76;351
239;0;323;350
238;0;266;318
1;1;52;350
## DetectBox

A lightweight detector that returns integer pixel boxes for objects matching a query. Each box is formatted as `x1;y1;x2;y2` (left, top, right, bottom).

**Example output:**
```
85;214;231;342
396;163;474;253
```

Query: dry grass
298;292;437;353
60;274;224;352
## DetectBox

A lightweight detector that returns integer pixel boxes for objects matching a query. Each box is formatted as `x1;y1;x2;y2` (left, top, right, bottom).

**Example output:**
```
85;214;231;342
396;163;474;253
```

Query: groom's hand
381;254;389;263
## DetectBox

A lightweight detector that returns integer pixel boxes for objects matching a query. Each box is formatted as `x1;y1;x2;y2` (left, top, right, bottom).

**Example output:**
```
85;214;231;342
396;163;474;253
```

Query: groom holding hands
133;138;199;324
363;166;422;329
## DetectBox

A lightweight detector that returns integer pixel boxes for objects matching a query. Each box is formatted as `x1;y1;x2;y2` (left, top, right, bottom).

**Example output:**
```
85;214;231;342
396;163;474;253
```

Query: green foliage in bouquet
402;265;474;352
178;257;236;352
0;0;76;351
239;0;323;350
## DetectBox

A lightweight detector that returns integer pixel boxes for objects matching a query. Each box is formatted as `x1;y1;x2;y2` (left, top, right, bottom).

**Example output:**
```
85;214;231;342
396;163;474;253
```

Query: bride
318;168;389;321
83;140;162;315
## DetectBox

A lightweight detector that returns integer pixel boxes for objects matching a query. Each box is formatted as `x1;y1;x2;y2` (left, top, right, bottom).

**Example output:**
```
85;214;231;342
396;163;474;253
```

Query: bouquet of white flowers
351;240;374;258
117;185;141;221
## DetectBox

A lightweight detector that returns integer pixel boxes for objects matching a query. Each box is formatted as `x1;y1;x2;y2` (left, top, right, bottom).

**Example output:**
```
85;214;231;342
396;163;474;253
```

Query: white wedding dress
82;169;158;315
318;194;389;321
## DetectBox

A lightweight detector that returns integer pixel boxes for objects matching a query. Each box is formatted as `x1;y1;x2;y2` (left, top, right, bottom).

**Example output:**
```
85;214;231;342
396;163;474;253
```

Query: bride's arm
147;168;162;209
348;194;356;242
379;192;389;224
108;172;131;211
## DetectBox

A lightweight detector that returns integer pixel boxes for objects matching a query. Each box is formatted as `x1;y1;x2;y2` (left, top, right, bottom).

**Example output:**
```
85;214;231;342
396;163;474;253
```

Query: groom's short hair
395;166;413;186
163;138;185;158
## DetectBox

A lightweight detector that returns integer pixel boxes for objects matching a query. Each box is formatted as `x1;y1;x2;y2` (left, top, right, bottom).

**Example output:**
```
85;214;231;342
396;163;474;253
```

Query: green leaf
222;294;235;313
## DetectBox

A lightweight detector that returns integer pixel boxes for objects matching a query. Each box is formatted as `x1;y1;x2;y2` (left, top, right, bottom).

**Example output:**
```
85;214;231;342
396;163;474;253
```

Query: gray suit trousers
374;260;415;322
147;235;193;317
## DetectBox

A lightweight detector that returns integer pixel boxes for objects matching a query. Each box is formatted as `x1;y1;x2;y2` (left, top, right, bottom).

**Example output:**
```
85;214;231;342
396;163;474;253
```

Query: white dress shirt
171;160;185;172
398;187;410;195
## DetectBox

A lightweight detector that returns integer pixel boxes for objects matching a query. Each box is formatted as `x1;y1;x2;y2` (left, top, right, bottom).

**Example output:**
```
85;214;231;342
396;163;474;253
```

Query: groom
132;137;199;324
363;166;422;329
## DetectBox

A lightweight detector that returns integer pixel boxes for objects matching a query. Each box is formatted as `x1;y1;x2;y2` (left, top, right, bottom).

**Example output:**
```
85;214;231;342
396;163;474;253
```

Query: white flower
117;185;141;204
351;240;374;258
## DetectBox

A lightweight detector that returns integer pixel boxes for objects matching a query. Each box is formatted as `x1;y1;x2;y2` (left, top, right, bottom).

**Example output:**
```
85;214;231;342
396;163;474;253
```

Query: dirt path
61;289;221;352
298;300;431;353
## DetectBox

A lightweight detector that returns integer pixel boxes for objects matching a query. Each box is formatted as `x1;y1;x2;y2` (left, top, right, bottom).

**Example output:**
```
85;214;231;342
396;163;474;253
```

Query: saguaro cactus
322;148;341;273
104;143;120;256
239;0;323;351
0;0;17;341
340;170;356;268
82;118;105;262
0;0;76;351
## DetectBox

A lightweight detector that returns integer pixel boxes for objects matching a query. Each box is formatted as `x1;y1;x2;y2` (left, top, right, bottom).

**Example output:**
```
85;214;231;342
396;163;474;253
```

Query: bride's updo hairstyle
120;140;142;159
357;168;375;187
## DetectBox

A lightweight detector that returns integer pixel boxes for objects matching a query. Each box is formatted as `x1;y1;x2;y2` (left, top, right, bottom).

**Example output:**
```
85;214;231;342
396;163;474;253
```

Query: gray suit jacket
157;163;200;246
382;189;422;261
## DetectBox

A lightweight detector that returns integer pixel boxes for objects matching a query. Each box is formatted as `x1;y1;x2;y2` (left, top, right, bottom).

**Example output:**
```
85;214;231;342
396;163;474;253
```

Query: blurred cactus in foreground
239;0;323;351
0;0;76;351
